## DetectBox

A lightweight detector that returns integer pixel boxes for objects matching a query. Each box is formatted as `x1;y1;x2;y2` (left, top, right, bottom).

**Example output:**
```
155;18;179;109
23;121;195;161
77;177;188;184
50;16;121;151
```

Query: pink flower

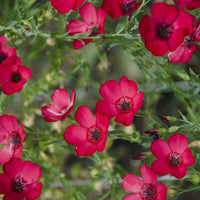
139;2;194;56
151;134;195;179
0;57;32;95
173;0;200;10
49;0;84;14
64;105;109;157
66;2;106;49
168;22;200;63
41;89;76;122
122;165;167;200
0;158;42;200
96;76;144;126
101;0;142;19
0;35;17;66
0;115;26;165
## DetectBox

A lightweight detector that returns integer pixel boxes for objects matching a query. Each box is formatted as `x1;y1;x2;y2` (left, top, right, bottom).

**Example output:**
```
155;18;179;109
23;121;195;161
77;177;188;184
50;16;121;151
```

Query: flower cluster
0;115;42;199
49;0;200;63
0;35;32;95
122;134;195;199
41;76;144;157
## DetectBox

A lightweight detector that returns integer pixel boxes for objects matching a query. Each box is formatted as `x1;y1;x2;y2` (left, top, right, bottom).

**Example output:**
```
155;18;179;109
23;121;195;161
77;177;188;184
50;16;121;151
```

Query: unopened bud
190;174;200;185
133;153;146;160
145;129;159;135
159;115;177;123
24;25;30;30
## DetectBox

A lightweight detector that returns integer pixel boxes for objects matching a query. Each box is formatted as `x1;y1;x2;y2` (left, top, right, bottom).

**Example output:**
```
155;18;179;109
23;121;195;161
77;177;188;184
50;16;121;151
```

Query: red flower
168;22;200;63
122;165;167;200
0;35;17;66
41;89;76;122
0;57;32;95
66;2;106;49
0;158;42;200
151;134;195;179
49;0;84;14
96;76;144;126
173;0;200;10
0;115;26;165
102;0;142;19
64;105;109;157
139;2;194;56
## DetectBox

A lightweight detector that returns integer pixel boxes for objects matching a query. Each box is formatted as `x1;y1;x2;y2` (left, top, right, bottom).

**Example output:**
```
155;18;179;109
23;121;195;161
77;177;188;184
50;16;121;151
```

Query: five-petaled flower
122;164;167;200
41;88;76;122
64;105;109;157
168;21;200;63
139;2;194;56
102;0;142;19
0;57;32;95
66;2;106;49
173;0;200;10
49;0;84;14
151;133;195;179
0;158;42;200
0;35;17;66
96;76;144;126
0;115;26;165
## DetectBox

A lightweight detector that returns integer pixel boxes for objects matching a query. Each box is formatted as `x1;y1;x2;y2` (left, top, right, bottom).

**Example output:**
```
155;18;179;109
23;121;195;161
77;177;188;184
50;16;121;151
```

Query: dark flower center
0;53;7;64
120;0;136;13
166;152;183;169
9;132;20;147
183;35;194;48
90;25;99;36
12;180;25;193
87;126;103;144
11;72;21;83
140;183;157;200
156;23;172;41
116;96;133;113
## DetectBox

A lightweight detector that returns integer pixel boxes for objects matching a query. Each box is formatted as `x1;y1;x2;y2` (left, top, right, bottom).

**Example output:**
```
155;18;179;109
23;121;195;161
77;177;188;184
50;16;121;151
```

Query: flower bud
133;153;146;160
159;115;177;122
190;174;200;185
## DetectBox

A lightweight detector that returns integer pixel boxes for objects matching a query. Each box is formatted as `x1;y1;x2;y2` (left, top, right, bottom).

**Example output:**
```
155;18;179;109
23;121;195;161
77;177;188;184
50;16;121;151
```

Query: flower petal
140;165;157;185
99;80;121;103
95;112;109;134
151;139;171;159
75;106;96;128
64;125;87;145
51;89;70;108
119;77;138;98
96;100;118;118
133;91;144;114
67;20;89;35
114;110;134;126
151;159;169;176
0;174;11;194
75;141;97;156
168;134;188;153
169;166;187;179
80;3;97;25
182;148;195;167
122;193;142;200
122;173;143;193
156;183;167;200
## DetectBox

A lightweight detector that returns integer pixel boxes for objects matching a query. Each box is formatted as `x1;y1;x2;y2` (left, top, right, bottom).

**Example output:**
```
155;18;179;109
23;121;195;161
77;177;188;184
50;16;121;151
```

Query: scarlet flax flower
102;0;142;19
168;22;200;64
139;2;194;56
0;35;17;66
64;105;109;157
0;115;26;165
0;158;42;200
173;0;200;10
41;88;76;122
0;57;32;95
49;0;84;14
122;164;167;200
151;133;195;179
66;2;106;49
96;76;144;126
